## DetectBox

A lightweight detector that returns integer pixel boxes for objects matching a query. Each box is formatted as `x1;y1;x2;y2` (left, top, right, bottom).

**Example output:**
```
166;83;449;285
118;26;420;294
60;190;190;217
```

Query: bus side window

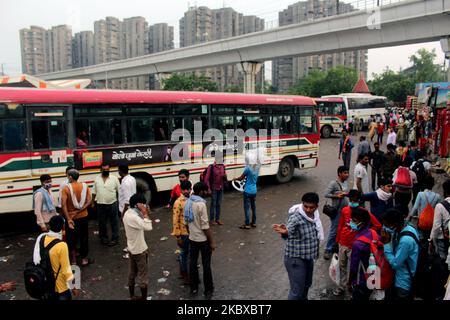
128;118;155;143
334;103;345;116
75;120;89;147
299;107;315;134
31;121;49;149
3;120;27;152
153;118;169;141
271;116;294;135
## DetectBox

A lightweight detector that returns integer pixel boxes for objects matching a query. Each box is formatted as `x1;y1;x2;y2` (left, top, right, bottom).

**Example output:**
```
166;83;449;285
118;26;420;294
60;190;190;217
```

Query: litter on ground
157;288;171;296
160;236;169;241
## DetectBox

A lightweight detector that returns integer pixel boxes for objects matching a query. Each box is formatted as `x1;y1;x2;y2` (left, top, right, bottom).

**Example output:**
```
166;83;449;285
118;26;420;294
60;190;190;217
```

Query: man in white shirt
92;163;120;247
353;154;370;197
123;193;152;300
118;165;137;217
387;128;397;146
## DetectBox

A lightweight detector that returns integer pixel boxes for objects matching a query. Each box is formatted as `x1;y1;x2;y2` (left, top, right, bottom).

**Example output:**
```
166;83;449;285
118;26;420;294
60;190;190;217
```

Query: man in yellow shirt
33;215;77;300
171;180;192;284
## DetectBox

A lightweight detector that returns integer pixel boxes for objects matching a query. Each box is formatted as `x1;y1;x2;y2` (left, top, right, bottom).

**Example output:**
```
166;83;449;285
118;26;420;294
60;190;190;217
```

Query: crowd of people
17;110;450;301
314;110;450;301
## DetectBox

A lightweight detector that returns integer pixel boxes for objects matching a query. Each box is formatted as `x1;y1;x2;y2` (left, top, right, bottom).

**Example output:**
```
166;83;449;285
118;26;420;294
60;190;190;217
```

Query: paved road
0;134;371;300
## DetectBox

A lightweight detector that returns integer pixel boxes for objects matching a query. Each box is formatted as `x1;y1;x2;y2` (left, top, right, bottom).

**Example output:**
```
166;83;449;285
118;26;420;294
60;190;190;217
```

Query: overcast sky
0;0;445;80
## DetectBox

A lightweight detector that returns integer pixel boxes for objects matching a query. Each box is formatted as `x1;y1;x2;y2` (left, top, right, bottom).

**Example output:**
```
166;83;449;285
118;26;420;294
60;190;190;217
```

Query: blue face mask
349;221;360;231
383;226;396;235
349;202;359;208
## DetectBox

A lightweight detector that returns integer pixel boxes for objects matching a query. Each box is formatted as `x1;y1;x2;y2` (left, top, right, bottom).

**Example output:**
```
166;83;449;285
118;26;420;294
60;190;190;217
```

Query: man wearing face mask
33;174;58;232
381;208;419;300
348;207;376;300
92;163;121;247
335;190;381;296
361;178;394;223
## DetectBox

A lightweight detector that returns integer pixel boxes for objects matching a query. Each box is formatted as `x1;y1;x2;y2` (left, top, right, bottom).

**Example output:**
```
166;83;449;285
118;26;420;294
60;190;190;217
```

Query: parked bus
315;97;346;138
0;88;319;214
321;93;388;130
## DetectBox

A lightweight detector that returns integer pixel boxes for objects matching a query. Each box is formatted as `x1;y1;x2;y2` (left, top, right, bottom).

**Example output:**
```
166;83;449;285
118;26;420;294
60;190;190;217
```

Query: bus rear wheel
135;177;152;205
275;158;294;184
321;125;333;138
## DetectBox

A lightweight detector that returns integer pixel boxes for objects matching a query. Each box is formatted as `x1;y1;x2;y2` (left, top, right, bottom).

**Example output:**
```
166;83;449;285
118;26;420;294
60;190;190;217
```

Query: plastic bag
328;253;340;286
444;275;450;300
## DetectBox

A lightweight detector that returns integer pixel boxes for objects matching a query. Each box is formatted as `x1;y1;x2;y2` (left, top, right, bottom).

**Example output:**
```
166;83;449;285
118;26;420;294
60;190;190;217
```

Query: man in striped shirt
273;192;323;300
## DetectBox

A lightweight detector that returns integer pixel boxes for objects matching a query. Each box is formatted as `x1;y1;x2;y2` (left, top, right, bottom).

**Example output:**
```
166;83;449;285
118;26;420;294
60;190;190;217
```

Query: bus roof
322;93;387;99
314;97;344;103
0;87;315;106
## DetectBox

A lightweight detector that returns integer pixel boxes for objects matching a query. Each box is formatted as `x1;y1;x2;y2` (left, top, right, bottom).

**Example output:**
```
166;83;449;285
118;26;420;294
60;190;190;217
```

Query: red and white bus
314;97;347;138
0;88;319;214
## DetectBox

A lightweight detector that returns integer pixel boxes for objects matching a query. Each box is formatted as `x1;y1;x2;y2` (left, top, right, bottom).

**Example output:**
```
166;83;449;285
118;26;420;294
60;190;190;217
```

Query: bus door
27;106;71;189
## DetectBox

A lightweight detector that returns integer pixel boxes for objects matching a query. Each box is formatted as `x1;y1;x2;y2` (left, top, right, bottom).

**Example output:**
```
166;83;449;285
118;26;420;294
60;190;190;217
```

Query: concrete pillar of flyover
155;73;172;90
237;61;262;94
440;37;450;82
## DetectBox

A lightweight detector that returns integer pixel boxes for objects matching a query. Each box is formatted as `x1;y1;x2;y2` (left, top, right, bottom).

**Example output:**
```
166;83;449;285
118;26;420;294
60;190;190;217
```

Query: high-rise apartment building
20;26;47;74
72;31;94;68
148;23;174;89
94;17;123;88
20;25;72;74
179;7;264;91
51;25;73;72
149;23;174;53
272;0;368;93
121;16;149;89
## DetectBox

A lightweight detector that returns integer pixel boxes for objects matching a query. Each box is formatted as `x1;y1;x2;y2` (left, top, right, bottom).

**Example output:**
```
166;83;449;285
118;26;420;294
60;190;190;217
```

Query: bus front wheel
275;158;294;184
135;177;152;205
321;125;333;138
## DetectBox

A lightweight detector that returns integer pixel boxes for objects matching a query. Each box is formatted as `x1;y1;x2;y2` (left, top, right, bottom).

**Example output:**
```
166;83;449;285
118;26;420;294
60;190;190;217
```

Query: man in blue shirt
234;162;260;229
381;208;419;300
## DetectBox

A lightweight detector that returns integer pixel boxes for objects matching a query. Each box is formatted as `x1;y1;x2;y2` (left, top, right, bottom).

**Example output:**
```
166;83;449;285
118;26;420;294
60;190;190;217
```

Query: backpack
417;194;437;231
199;165;212;184
411;160;427;183
356;229;395;290
24;236;61;300
393;167;413;188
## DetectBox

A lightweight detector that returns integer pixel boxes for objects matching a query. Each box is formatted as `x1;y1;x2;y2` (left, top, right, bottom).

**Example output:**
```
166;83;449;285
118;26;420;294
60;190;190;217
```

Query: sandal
81;258;95;266
239;224;251;229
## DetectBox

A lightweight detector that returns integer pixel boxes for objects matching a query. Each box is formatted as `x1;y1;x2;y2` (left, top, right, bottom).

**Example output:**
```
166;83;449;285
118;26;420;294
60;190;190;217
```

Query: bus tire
275;157;294;184
135;177;152;205
321;125;333;138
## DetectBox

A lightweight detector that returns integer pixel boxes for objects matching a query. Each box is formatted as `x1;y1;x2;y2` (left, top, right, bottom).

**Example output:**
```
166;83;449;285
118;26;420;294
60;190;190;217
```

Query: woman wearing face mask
32;174;58;232
348;207;377;300
333;190;381;296
361;178;394;223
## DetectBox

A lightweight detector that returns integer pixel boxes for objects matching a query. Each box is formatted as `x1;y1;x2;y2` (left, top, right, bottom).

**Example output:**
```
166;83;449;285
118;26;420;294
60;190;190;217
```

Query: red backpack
393;167;413;188
356;229;394;290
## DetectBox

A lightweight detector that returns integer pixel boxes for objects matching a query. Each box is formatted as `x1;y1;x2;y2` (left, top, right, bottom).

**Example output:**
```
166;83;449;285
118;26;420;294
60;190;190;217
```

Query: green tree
162;73;218;92
368;68;415;102
288;68;326;96
323;65;358;95
288;65;357;97
409;48;445;83
368;48;446;102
